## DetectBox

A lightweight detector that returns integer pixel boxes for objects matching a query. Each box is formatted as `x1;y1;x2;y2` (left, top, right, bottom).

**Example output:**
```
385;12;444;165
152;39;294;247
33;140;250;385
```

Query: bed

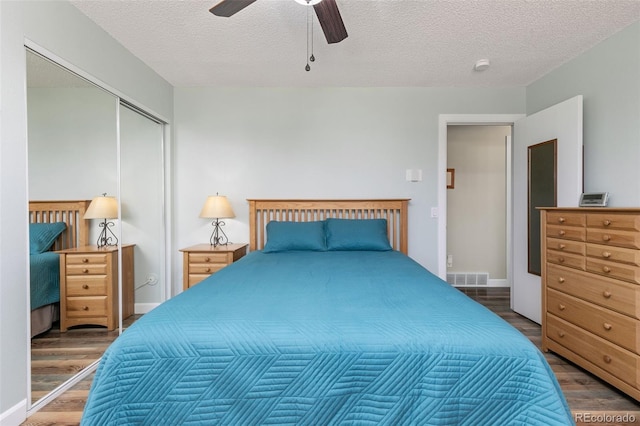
82;199;572;425
29;200;90;337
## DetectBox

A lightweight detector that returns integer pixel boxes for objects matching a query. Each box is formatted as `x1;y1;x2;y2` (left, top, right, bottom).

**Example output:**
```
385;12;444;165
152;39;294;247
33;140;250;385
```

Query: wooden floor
23;288;640;425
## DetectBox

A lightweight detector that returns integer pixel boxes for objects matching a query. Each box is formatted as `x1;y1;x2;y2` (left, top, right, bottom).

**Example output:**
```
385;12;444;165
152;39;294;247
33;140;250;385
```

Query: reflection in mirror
528;139;557;275
26;49;120;406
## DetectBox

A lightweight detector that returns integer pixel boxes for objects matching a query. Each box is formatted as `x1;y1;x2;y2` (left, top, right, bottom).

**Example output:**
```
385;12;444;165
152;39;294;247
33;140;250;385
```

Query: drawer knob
82;258;89;263
558;244;566;250
602;251;611;258
205;267;211;273
558;277;565;283
558;331;565;338
558;257;565;263
205;257;211;262
603;220;612;227
82;284;89;290
602;266;611;273
559;304;566;311
603;291;612;299
603;235;611;242
82;268;89;274
559;230;566;236
82;306;89;311
559;217;566;223
604;355;612;363
603;323;612;331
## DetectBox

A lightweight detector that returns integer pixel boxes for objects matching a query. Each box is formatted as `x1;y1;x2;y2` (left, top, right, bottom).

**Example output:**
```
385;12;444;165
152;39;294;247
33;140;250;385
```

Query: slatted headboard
29;200;91;250
248;199;409;254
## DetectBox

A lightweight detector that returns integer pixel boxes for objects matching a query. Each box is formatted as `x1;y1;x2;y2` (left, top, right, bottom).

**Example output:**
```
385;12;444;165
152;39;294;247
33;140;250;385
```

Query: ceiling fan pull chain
310;8;315;63
305;4;311;71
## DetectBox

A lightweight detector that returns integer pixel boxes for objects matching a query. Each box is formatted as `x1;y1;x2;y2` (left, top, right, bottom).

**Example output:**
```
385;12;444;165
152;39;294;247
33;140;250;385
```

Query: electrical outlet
447;255;453;268
431;207;438;218
146;273;158;286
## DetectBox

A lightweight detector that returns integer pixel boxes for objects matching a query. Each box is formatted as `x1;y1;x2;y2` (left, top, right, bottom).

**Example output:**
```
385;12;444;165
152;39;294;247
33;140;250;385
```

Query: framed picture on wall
447;168;455;189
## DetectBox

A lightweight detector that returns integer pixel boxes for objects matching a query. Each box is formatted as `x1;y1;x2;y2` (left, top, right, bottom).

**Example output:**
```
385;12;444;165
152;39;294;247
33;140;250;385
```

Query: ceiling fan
209;0;348;44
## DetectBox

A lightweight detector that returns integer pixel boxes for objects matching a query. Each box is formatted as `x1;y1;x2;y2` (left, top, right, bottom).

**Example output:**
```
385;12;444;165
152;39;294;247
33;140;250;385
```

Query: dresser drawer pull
558;331;565;338
205;257;211;262
602;266;611;273
558;217;566;223
558;277;565;283
603;323;612;331
602;251;611;258
603;290;612;299
82;258;89;263
82;284;89;290
558;257;565;263
205;267;211;273
559;304;566;311
603;355;612;364
603;220;612;227
558;243;566;250
82;268;89;274
82;306;89;311
602;235;611;242
559;230;566;236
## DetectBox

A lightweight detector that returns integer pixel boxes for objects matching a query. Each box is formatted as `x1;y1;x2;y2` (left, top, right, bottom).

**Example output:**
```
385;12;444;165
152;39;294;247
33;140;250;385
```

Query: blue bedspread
82;251;572;425
30;251;60;310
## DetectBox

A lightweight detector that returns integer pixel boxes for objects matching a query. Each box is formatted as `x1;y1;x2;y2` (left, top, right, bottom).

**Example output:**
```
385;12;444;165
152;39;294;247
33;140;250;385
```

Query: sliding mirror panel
26;49;120;406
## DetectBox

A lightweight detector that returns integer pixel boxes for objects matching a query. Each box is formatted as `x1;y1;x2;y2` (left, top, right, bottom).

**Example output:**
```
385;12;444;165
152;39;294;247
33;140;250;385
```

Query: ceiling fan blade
313;0;348;44
209;0;258;17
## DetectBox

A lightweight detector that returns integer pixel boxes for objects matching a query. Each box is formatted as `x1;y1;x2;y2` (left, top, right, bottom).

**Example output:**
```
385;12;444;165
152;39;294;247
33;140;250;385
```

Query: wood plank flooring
23;288;640;425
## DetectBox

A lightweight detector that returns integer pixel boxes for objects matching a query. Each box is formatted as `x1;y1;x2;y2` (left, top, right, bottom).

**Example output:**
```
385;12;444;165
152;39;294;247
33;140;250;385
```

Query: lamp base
96;219;118;248
210;219;229;247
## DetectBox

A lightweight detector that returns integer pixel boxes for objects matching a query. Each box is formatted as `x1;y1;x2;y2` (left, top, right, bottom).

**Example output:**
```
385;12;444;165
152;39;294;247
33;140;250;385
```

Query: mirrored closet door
26;48;168;409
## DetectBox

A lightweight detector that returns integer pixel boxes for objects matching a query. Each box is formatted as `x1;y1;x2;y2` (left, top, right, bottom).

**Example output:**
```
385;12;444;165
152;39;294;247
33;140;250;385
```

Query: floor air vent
446;272;489;287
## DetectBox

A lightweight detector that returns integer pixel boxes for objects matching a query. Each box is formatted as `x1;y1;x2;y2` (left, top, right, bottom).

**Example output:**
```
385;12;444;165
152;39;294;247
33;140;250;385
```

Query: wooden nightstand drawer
548;289;640;354
547;264;640;319
65;296;108;317
189;264;226;275
188;252;230;264
547;314;640;389
66;264;108;275
66;253;108;265
66;276;108;296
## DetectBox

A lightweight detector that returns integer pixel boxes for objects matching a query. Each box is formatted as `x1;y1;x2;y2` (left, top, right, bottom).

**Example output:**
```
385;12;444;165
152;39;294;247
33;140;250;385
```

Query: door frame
437;114;525;303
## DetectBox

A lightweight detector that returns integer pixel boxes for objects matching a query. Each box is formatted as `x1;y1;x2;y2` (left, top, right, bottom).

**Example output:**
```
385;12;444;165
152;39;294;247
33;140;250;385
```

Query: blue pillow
325;218;392;251
263;221;326;253
29;222;66;254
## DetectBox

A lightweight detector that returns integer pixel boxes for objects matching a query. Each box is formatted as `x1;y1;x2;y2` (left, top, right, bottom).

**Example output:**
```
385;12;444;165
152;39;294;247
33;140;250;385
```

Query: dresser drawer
546;250;585;270
65;296;108;317
586;243;640;266
586;258;640;284
188;252;230;264
587;213;640;232
547;238;585;255
66;264;108;275
587;229;640;250
548;289;640;354
66;276;108;296
546;212;586;227
189;264;226;275
547;314;640;389
547;264;640;319
546;225;586;241
66;253;108;265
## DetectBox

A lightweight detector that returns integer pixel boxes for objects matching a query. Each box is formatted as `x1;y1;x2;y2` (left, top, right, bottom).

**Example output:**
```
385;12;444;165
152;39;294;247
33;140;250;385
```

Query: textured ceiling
69;0;640;88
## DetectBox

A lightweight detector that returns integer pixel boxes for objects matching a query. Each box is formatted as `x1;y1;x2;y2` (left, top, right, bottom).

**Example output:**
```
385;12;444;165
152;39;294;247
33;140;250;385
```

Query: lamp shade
84;195;118;219
199;195;235;219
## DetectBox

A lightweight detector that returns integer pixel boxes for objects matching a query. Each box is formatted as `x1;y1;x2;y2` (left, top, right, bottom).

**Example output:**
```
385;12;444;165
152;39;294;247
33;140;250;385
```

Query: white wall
447;125;510;280
173;87;525;294
526;22;640;207
0;1;172;422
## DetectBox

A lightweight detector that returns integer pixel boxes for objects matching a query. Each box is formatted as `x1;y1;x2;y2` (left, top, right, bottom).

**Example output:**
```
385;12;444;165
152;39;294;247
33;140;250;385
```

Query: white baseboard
488;279;509;287
135;303;160;314
1;399;27;426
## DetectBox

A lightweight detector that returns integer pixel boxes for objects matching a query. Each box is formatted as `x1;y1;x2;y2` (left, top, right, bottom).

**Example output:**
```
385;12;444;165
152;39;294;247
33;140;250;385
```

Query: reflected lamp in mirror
199;194;235;247
84;193;119;248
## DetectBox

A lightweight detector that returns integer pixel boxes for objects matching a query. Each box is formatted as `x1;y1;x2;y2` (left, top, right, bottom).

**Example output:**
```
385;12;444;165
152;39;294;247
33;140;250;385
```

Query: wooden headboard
29;200;91;250
248;199;409;254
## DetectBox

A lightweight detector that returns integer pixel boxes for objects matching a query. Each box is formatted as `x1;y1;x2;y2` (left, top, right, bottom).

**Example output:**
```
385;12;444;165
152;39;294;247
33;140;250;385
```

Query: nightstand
58;244;134;332
180;243;248;290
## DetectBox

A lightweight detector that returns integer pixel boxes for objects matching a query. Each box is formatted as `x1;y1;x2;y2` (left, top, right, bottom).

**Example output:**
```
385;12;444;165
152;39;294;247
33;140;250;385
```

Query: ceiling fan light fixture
295;0;322;5
474;59;491;72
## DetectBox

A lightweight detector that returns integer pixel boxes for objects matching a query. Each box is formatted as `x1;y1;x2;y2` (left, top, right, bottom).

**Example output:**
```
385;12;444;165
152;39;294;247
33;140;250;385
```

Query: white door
512;95;583;324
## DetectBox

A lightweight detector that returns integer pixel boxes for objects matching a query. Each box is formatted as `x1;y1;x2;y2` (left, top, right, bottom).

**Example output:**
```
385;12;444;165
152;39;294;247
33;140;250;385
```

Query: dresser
58;244;135;332
180;243;248;290
541;208;640;401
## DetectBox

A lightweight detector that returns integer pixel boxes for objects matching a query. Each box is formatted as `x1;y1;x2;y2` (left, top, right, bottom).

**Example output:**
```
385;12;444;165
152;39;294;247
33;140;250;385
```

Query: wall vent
446;272;489;287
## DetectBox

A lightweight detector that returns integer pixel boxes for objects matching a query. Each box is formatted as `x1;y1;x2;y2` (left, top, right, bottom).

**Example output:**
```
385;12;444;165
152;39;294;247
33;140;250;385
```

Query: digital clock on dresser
579;192;609;207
